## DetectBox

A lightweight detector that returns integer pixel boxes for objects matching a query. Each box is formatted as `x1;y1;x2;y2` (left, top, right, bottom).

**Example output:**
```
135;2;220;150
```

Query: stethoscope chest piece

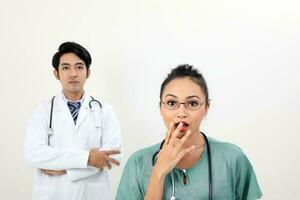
47;128;54;145
47;128;54;135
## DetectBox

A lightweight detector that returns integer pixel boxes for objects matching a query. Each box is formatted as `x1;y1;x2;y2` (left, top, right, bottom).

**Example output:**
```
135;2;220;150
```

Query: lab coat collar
54;91;91;110
75;94;93;128
60;91;86;105
53;91;93;129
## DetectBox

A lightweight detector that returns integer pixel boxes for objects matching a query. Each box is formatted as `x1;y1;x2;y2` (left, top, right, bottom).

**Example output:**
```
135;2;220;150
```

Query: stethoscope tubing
152;132;212;200
47;96;102;145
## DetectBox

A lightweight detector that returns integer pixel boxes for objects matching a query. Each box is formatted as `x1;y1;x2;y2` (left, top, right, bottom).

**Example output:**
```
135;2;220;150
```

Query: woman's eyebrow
164;94;178;99
186;95;200;99
165;94;201;99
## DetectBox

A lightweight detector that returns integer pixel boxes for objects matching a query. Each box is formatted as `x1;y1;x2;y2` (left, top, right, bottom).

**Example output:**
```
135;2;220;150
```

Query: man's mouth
68;81;79;84
175;122;189;133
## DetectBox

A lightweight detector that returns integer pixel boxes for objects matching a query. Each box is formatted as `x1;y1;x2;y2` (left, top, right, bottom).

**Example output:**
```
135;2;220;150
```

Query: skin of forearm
144;166;166;200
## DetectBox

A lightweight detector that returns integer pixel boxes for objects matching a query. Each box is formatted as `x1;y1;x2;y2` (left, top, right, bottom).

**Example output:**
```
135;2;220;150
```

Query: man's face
54;52;90;98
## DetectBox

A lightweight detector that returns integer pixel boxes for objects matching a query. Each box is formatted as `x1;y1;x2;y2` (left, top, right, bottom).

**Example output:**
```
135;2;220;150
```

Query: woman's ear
204;100;210;116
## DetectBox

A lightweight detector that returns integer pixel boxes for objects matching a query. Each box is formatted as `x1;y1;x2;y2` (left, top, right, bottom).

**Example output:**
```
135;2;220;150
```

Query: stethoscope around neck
47;96;103;145
152;132;212;200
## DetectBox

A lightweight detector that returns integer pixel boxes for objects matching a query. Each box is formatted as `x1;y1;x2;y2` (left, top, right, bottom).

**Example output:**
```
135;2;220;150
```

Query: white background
0;0;299;199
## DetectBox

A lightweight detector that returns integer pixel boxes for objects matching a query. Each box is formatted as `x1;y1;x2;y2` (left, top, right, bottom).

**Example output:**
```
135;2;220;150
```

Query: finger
101;149;121;156
176;130;192;148
176;145;196;162
106;161;112;169
107;157;120;166
163;122;174;147
43;170;51;175
54;170;66;175
44;170;56;175
169;122;183;145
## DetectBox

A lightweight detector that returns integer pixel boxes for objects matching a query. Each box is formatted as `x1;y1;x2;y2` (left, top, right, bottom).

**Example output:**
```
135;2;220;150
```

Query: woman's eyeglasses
160;99;204;110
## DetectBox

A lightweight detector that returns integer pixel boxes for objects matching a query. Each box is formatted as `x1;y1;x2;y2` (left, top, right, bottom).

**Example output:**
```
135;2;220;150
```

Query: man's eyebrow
60;63;70;66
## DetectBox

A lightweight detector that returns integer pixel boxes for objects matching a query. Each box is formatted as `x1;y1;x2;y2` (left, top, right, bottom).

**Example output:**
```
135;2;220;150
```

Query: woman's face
160;77;209;138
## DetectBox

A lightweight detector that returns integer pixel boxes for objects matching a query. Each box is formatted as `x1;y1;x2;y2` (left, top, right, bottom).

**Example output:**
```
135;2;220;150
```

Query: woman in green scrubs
116;64;262;200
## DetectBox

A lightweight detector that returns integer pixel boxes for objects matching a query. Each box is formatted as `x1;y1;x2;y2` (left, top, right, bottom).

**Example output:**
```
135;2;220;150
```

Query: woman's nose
176;104;188;118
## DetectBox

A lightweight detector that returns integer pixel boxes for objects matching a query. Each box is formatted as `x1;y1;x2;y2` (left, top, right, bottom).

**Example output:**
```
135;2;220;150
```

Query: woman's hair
160;64;210;107
52;41;92;70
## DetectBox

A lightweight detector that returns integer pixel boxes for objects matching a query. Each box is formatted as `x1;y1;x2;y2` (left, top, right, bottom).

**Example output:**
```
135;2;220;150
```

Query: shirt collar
61;90;86;105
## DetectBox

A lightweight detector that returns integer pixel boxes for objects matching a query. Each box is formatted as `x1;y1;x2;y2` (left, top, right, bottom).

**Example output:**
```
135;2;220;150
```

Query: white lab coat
24;92;122;200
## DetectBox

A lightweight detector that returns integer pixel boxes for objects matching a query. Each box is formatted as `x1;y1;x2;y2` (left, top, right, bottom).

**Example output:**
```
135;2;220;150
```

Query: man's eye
77;65;84;69
62;66;69;70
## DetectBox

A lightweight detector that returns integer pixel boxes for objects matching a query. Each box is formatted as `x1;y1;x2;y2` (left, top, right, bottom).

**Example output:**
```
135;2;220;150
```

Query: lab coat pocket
33;174;59;200
86;181;109;200
33;186;56;200
87;124;103;149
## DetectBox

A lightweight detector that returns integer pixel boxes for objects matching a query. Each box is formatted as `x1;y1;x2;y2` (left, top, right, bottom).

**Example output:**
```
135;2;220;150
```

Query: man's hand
41;169;66;176
88;149;121;170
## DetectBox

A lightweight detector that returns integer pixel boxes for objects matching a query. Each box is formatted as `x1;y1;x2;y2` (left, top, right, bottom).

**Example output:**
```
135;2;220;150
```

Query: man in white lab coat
24;41;122;200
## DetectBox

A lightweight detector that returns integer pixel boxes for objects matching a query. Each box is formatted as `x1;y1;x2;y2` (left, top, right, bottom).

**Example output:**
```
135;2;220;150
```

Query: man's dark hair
52;42;92;70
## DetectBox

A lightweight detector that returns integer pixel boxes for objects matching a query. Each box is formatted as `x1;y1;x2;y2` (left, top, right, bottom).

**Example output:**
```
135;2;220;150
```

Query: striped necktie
67;101;81;124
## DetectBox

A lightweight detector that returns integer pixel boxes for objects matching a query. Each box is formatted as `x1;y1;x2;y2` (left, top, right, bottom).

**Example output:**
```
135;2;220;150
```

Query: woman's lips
180;125;189;133
175;122;189;133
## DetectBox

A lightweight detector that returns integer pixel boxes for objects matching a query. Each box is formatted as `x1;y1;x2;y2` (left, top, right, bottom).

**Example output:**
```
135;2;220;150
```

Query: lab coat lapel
53;92;75;127
75;95;91;129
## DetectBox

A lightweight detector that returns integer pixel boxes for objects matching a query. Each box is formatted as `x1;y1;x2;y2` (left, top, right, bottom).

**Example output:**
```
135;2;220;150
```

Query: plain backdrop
0;0;299;199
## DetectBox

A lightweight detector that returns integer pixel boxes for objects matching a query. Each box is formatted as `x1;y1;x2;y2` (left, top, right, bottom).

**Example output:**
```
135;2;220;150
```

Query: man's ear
86;68;90;79
53;69;59;80
159;102;163;115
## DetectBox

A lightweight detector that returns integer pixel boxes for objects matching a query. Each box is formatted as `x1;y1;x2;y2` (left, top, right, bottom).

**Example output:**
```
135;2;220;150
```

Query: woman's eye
188;101;199;107
167;100;177;106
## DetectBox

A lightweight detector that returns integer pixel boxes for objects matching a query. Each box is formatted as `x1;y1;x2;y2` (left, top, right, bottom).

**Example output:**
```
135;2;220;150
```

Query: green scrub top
116;137;262;200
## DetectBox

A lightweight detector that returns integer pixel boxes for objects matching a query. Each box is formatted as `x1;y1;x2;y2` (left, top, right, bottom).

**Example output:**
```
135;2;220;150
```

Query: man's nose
69;67;78;77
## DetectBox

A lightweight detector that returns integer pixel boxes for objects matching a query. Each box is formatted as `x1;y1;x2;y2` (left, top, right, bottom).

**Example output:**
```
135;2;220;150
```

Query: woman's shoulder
208;137;248;161
124;143;161;168
130;143;161;160
208;137;242;151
